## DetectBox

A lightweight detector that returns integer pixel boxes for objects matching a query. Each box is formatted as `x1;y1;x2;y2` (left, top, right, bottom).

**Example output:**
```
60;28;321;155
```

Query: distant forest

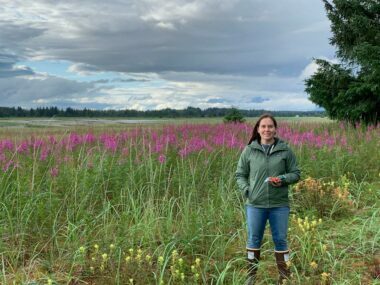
0;106;325;118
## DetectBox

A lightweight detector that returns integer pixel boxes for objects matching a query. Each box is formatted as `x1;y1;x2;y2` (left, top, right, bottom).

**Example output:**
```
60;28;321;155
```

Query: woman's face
258;117;276;143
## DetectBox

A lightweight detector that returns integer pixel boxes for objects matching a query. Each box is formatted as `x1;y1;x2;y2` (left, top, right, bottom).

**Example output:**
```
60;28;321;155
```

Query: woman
235;114;300;285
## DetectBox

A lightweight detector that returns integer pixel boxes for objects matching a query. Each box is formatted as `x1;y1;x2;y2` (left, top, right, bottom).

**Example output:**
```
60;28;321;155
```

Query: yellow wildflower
321;272;330;280
310;261;318;269
178;258;184;265
195;258;201;266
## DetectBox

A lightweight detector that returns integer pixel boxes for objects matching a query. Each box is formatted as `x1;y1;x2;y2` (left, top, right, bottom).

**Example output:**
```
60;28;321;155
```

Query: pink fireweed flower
48;135;57;145
84;133;96;144
153;143;164;153
104;138;118;152
50;167;59;177
0;139;14;152
179;148;189;158
118;132;129;142
40;149;49;161
100;134;119;152
158;154;166;164
16;141;29;154
32;139;44;150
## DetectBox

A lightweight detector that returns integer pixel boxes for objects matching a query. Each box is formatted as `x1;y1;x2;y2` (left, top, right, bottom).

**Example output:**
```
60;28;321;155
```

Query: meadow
0;118;379;285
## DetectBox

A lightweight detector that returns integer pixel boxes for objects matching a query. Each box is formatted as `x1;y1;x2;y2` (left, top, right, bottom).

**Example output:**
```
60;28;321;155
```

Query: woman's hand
268;177;282;187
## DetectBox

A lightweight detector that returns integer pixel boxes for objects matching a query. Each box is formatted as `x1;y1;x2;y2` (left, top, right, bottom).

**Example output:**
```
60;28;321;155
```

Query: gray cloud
112;78;150;83
0;52;35;77
0;0;334;111
207;98;228;103
0;75;95;107
41;101;114;110
68;63;101;75
0;0;334;76
249;97;269;103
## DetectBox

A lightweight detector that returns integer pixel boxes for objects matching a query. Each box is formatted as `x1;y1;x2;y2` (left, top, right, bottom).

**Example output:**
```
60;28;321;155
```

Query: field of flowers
0;119;379;284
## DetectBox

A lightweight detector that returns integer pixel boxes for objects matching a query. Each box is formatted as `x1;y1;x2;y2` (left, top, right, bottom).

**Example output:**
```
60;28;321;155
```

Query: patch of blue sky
17;59;118;82
16;59;168;89
18;59;72;77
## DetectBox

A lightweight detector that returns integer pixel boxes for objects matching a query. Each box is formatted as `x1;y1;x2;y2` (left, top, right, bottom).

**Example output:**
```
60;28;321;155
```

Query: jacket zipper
266;154;269;207
266;145;274;207
265;144;275;207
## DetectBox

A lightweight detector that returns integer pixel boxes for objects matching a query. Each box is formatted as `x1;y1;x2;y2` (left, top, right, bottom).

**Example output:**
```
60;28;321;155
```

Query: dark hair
248;113;278;145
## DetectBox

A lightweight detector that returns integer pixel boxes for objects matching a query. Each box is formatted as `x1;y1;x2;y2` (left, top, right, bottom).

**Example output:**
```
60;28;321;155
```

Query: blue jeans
246;205;290;251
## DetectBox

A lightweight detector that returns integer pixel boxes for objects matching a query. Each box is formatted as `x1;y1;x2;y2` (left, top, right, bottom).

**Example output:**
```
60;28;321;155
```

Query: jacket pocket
246;184;252;199
248;185;262;204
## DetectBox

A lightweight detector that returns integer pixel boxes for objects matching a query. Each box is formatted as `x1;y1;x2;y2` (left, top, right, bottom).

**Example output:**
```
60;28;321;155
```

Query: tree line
0;106;324;118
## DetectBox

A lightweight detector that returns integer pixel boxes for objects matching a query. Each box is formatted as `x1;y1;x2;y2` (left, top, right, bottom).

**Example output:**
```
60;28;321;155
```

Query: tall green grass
0;121;379;284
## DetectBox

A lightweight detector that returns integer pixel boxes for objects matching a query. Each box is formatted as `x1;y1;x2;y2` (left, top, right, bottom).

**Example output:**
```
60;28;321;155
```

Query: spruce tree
305;0;380;125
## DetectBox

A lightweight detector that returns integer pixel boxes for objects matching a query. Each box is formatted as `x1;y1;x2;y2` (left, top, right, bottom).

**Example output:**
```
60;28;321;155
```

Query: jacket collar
248;138;288;153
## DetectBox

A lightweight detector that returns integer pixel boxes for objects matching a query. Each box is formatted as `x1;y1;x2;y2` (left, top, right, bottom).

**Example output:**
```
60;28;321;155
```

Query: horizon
0;105;324;113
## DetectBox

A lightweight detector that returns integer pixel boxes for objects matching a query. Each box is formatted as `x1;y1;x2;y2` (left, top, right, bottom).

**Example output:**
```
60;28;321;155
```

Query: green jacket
235;138;300;208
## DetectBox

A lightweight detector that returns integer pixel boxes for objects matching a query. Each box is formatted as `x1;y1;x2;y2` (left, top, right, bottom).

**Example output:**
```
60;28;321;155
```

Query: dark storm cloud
0;75;95;106
0;0;334;76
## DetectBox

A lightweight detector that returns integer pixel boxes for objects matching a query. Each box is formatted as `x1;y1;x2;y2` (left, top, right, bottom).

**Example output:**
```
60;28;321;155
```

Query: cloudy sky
0;0;335;111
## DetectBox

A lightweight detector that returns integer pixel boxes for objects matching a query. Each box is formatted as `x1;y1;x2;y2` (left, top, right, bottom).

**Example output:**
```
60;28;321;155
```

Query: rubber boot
246;249;260;285
275;250;290;285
